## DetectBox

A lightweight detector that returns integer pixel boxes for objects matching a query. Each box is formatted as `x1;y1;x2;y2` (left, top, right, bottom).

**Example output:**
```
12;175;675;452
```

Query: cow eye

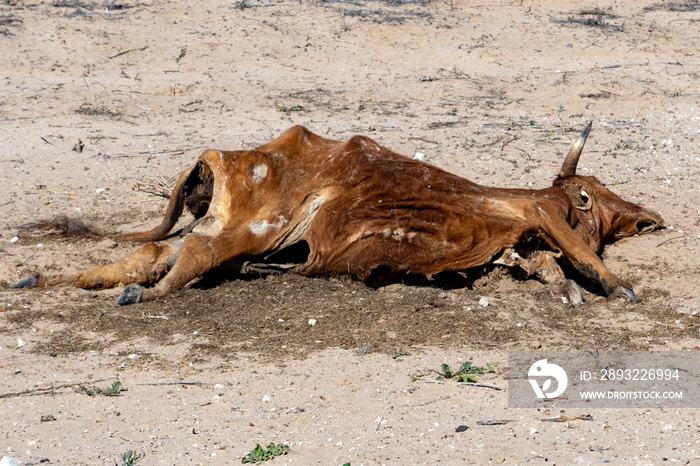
580;190;589;203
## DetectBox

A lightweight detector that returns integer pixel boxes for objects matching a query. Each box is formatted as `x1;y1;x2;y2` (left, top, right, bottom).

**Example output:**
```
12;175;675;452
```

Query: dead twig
135;381;204;386
0;378;112;399
656;235;688;248
500;135;519;151
541;414;593;422
135;174;177;198
458;382;502;390
108;46;148;60
605;177;630;186
476;419;515;426
98;149;185;159
376;416;384;431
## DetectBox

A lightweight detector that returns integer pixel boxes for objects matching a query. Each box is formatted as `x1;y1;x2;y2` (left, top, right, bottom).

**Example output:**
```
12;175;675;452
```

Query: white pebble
10;236;19;243
478;297;490;307
17;338;27;348
262;395;271;402
413;152;426;161
0;457;23;466
308;319;317;326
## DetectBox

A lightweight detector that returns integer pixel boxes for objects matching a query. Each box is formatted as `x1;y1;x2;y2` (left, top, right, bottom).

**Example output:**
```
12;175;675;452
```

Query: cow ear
560;180;593;211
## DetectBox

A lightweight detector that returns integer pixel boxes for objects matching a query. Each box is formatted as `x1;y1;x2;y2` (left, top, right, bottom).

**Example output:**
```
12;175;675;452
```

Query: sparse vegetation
80;381;123;396
392;349;409;359
115;450;143;466
242;443;290;463
436;362;495;383
614;141;634;150
277;105;304;113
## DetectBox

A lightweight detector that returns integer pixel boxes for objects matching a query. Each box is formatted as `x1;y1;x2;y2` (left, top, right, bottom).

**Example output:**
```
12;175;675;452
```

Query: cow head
554;122;664;253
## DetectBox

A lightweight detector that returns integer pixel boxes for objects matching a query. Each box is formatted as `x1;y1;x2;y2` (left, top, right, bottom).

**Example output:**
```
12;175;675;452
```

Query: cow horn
559;121;593;177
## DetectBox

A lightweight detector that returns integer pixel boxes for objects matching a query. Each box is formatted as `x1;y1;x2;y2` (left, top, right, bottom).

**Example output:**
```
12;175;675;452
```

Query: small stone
531;340;542;349
17;338;27;348
40;414;56;422
98;238;118;249
0;457;22;466
308;319;317;326
455;425;469;432
10;236;19;243
262;395;271;402
413;152;426;161
478;297;490;307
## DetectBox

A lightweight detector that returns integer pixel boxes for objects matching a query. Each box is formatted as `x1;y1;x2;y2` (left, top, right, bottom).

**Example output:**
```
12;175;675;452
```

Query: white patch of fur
251;164;268;184
248;215;288;235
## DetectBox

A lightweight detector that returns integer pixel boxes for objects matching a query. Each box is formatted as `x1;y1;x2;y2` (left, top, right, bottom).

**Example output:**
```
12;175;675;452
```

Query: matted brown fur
13;124;663;305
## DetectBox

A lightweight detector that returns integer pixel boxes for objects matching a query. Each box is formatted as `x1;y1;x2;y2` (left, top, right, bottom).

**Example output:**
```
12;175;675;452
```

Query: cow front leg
494;248;583;305
535;207;638;302
13;242;181;291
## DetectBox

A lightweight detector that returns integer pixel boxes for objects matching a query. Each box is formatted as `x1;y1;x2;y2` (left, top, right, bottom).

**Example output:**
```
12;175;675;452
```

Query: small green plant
242;443;290;463
528;119;536;125
392;349;409;359
116;450;143;466
535;129;557;141
437;362;495;383
80;381;123;397
277;105;303;113
557;104;565;113
614;141;633;150
233;0;250;9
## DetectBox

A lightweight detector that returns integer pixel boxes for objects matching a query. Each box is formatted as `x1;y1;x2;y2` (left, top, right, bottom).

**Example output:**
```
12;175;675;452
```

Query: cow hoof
563;280;584;305
614;285;638;304
13;274;39;289
117;284;144;306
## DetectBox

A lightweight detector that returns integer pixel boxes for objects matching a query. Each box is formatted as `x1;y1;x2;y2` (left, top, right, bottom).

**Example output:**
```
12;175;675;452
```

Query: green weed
80;381;123;397
242;443;290;463
437;362;495;383
115;450;143;466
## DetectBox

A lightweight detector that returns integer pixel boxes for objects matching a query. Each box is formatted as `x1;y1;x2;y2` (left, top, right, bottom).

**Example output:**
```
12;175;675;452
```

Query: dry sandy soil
1;0;700;464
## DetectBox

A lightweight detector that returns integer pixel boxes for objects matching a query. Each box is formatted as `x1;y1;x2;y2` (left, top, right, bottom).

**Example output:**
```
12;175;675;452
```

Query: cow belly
303;219;518;279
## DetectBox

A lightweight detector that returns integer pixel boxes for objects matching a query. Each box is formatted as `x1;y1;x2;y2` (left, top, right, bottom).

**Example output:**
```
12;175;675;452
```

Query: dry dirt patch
1;0;700;464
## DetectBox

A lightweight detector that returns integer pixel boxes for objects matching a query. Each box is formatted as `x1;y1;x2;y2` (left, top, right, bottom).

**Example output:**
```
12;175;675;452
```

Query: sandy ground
1;0;700;464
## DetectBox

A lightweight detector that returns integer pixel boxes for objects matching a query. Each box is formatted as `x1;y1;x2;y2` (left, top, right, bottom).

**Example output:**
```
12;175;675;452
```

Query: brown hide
14;124;663;305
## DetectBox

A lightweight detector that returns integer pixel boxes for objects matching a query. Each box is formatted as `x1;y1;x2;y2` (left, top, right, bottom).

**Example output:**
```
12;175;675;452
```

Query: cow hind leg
494;248;584;305
13;242;181;292
117;233;219;305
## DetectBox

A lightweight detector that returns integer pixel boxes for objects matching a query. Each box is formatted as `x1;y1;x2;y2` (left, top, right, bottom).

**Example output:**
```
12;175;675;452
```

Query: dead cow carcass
14;123;663;305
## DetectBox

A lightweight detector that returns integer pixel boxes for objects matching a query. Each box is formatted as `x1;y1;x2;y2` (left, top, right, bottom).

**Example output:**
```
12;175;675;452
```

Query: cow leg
534;207;637;302
494;248;583;305
117;229;252;305
13;242;181;291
